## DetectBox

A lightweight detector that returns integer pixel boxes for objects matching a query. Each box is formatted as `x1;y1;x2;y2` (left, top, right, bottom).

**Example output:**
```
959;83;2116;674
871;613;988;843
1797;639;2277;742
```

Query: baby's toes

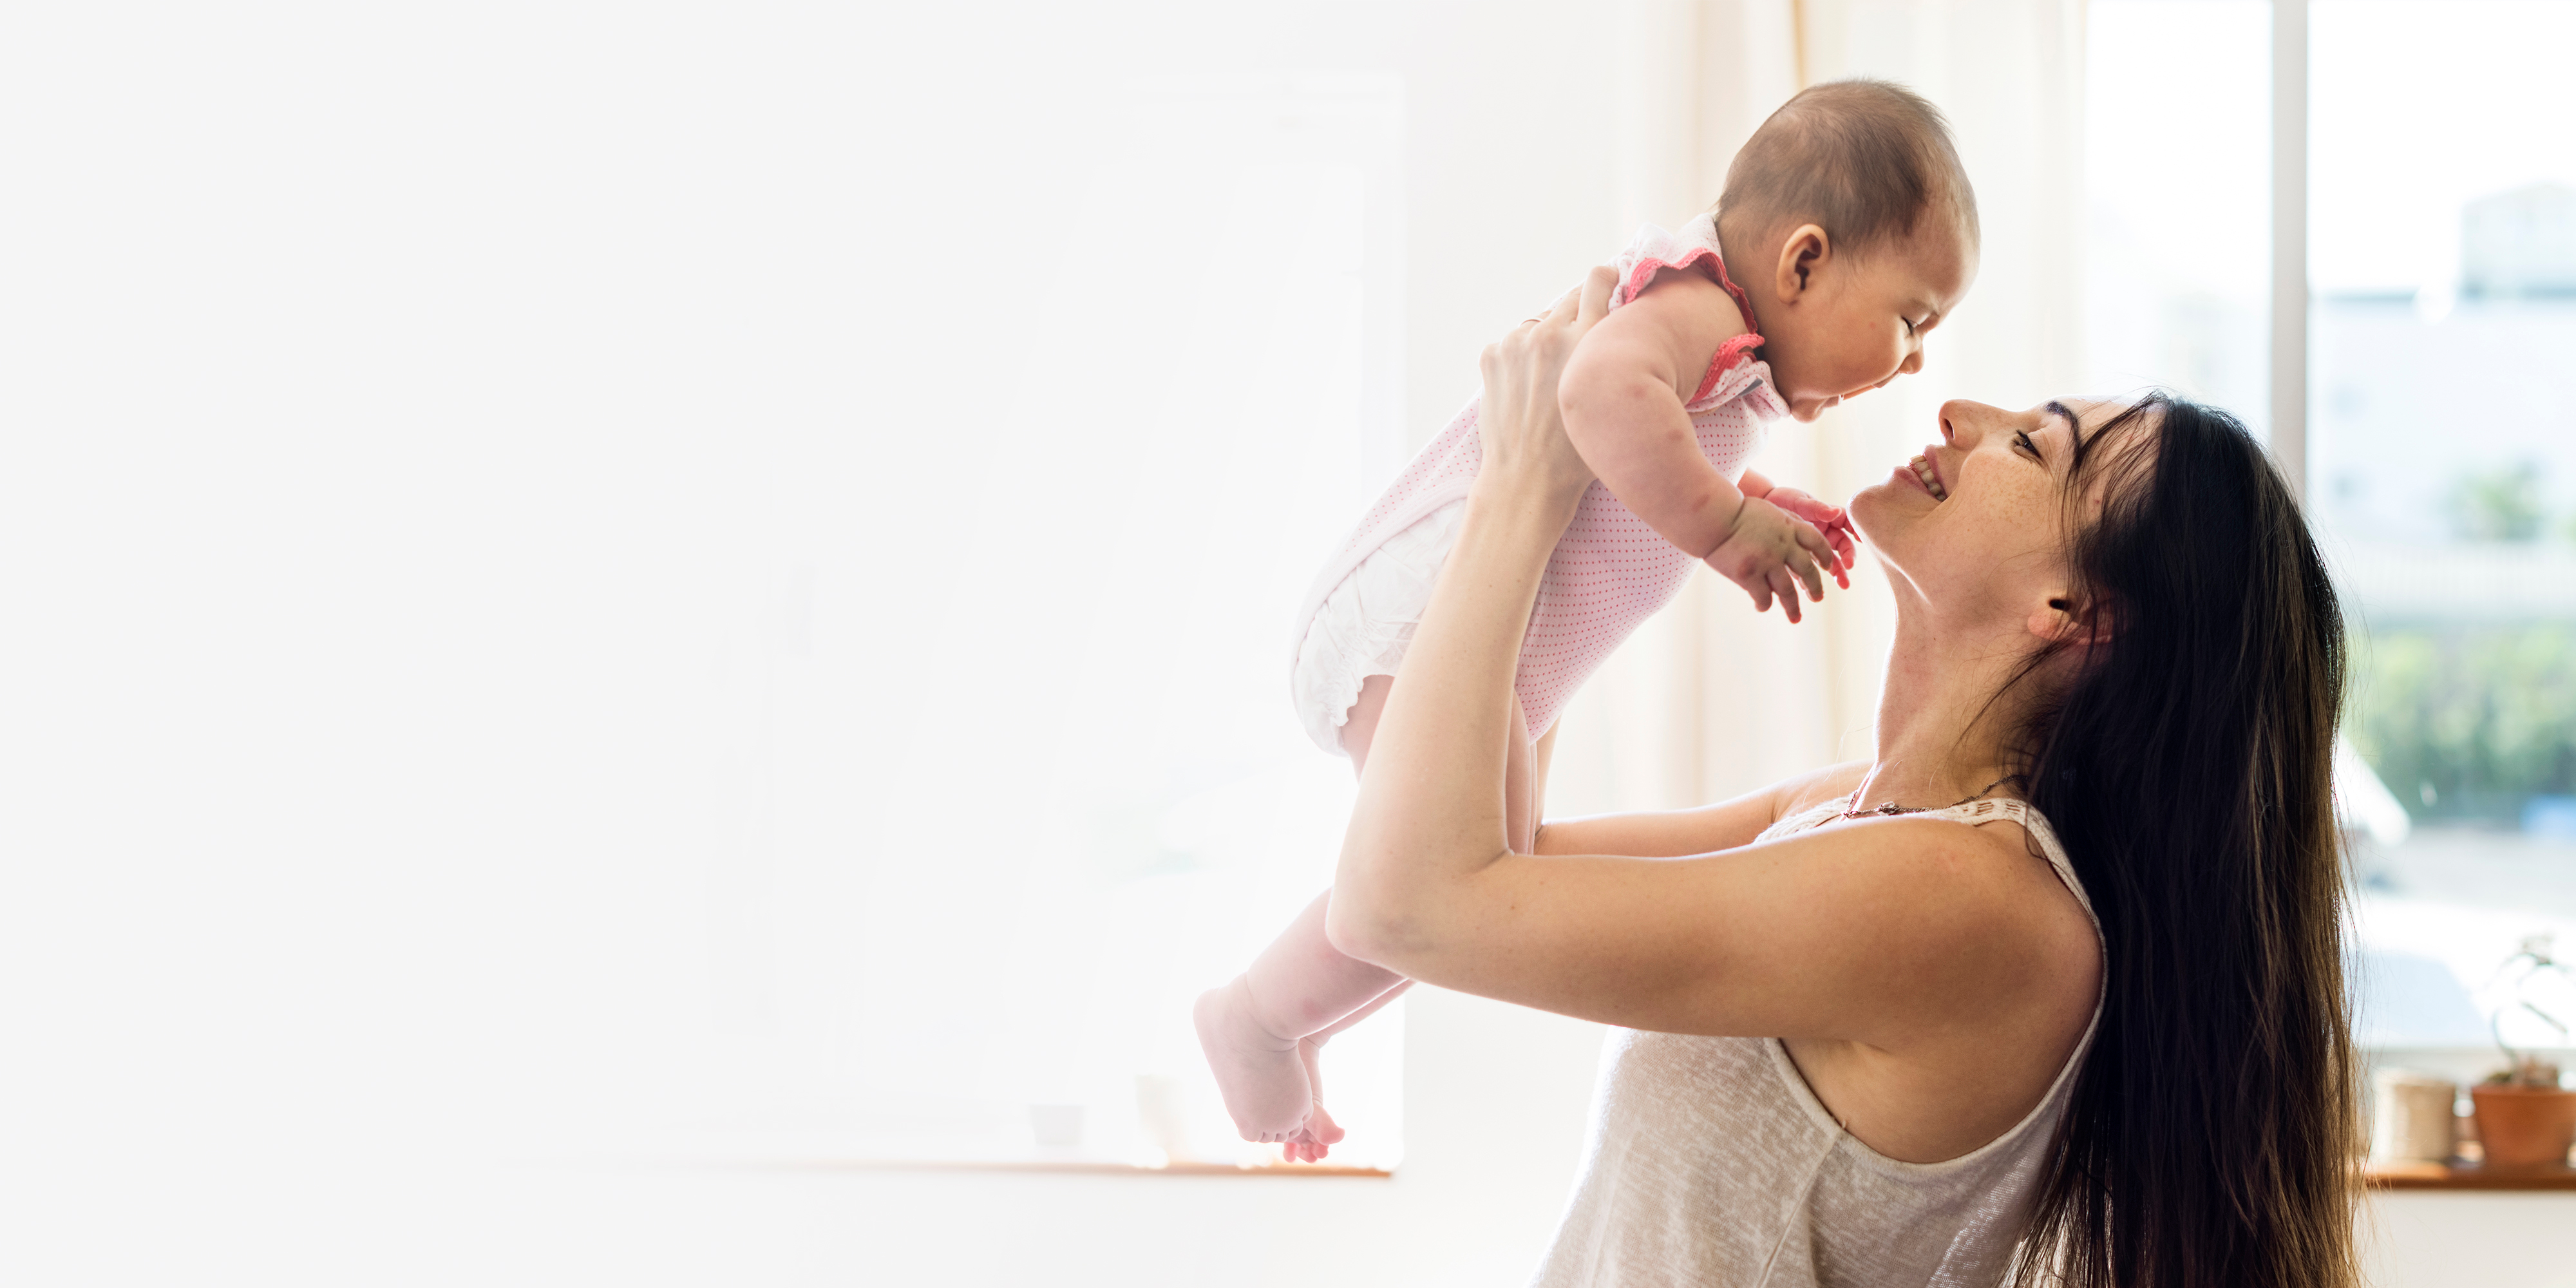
1307;1104;1346;1144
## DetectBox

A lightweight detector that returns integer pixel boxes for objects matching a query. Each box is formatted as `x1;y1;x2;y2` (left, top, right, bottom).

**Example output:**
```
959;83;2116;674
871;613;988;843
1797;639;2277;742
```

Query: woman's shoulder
1759;778;2098;958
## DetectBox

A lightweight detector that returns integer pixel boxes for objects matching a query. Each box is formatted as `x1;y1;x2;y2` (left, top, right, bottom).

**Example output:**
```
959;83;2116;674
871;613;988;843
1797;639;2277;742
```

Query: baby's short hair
1718;79;1977;260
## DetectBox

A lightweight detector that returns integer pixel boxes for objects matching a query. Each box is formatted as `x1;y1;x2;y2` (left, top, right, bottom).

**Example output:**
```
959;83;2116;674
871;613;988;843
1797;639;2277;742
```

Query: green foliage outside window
2349;623;2576;820
2444;463;2548;544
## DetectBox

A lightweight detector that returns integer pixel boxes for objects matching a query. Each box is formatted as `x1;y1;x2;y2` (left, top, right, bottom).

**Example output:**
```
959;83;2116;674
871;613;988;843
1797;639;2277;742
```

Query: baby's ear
1774;223;1830;302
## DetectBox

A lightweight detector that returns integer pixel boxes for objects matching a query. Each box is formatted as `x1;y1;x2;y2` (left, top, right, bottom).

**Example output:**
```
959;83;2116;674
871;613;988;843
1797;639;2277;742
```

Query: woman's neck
1852;601;2036;813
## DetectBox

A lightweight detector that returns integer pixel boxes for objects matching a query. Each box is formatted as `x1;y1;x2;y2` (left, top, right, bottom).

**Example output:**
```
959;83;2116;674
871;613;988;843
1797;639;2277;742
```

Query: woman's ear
1773;223;1829;303
2027;594;2115;648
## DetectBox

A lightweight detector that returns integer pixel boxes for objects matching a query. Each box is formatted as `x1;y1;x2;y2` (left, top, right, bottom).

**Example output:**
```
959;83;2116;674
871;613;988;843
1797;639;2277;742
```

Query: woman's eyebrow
2032;400;2086;476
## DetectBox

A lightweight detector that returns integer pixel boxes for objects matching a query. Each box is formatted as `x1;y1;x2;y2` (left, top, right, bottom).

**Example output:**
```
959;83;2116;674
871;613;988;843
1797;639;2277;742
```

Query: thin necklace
1839;773;2018;820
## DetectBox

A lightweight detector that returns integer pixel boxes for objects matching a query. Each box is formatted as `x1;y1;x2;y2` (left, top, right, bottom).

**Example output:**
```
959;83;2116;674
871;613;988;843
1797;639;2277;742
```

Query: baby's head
1717;79;1979;422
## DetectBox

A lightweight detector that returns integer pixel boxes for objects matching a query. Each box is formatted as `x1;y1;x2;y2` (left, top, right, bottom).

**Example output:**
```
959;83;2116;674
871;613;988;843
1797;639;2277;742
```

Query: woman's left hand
1474;266;1616;505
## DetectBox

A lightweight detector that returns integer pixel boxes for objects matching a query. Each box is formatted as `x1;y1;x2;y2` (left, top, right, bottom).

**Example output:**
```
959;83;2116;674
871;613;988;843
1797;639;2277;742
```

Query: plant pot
2468;1084;2576;1170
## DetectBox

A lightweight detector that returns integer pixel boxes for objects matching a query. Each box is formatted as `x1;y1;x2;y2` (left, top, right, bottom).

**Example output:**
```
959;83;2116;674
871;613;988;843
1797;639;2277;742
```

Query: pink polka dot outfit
1289;213;1786;754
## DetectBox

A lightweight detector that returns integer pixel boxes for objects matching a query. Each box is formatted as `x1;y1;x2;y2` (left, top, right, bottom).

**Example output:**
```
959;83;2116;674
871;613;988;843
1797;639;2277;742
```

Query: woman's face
1848;397;2139;628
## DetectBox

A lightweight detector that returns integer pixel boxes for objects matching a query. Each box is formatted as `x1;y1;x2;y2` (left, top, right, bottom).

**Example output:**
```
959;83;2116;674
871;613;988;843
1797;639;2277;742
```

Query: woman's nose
1936;399;2003;447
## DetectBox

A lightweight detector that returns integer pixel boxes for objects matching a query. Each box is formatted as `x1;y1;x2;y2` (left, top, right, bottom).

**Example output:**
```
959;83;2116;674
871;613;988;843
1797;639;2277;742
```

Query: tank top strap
1753;795;2095;927
1750;795;1851;845
1920;798;2098;925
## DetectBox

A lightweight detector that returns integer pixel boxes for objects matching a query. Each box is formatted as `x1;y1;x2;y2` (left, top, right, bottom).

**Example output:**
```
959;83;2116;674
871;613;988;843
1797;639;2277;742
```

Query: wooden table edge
2363;1160;2576;1191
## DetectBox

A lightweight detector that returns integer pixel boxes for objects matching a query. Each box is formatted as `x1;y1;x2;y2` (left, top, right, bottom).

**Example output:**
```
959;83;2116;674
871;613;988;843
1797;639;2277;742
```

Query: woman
1329;270;2358;1287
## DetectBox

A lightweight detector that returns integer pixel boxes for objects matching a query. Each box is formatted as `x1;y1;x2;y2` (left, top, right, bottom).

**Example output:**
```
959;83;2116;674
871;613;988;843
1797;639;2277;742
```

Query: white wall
0;3;1634;1282
2365;1194;2576;1288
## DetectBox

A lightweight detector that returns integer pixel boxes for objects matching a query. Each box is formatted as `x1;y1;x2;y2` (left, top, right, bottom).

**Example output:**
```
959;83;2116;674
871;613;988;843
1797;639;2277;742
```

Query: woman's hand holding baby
1473;268;1615;509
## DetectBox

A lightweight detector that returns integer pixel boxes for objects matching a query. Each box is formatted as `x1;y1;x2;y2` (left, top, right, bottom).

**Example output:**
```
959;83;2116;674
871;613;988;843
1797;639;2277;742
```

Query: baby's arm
1558;275;1844;618
1556;271;1750;560
1740;468;1856;587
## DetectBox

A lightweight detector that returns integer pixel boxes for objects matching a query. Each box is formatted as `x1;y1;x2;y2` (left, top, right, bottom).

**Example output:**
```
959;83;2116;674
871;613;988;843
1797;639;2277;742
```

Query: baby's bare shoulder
1569;269;1749;397
1622;267;1747;333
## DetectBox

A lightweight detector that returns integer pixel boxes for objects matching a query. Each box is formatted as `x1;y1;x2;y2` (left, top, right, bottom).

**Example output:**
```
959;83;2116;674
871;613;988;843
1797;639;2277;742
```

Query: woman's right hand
1473;265;1616;507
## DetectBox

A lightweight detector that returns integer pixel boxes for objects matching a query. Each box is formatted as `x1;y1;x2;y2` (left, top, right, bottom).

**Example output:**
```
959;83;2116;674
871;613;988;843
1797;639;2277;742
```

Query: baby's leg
1197;677;1408;1142
1502;692;1535;852
1282;697;1551;1161
1530;717;1559;844
1199;676;1540;1146
1195;888;1410;1142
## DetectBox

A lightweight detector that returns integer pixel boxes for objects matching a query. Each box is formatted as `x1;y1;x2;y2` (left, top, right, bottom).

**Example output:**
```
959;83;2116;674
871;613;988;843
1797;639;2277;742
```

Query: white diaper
1287;498;1467;755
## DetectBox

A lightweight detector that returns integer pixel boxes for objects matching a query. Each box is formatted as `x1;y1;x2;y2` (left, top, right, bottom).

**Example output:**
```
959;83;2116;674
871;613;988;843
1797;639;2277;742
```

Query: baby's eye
1902;317;1918;337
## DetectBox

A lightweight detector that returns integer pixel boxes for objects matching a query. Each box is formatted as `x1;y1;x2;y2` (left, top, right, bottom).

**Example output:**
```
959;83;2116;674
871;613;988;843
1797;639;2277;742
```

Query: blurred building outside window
2093;0;2576;1061
2309;0;2576;1058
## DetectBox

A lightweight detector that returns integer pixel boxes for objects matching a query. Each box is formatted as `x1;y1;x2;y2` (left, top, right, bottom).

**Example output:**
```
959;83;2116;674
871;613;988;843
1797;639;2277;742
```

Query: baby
1197;79;1980;1160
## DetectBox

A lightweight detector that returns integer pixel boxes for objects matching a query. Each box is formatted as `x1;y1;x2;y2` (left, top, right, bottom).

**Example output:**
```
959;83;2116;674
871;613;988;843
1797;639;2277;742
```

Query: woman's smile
1906;448;1949;501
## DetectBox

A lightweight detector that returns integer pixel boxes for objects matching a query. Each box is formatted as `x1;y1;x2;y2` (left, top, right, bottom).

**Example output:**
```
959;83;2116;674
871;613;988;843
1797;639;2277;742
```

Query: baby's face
1761;218;1976;422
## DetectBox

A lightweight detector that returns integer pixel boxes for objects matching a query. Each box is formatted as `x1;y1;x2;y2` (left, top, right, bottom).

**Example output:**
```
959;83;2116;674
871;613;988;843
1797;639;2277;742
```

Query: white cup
2371;1070;2458;1162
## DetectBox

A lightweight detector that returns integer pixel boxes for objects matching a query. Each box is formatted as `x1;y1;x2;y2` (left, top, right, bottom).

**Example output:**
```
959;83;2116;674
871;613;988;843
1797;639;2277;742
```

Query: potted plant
2470;935;2576;1170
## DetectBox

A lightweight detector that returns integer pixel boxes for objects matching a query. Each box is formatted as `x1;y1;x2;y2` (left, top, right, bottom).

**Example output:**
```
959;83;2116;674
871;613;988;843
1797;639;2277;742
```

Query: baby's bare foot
1194;976;1314;1142
1282;1089;1346;1164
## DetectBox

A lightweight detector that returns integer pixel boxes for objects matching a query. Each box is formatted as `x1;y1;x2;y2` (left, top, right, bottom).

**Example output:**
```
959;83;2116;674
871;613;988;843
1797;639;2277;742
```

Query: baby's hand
1757;487;1858;589
1705;496;1837;623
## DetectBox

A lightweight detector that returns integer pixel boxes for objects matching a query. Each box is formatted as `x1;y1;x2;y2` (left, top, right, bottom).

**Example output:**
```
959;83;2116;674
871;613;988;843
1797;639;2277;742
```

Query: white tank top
1528;797;2103;1288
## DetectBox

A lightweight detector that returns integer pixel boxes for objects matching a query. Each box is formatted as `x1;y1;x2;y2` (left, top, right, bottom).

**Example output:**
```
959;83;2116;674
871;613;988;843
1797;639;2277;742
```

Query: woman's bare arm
1329;272;2081;1053
1532;762;1863;859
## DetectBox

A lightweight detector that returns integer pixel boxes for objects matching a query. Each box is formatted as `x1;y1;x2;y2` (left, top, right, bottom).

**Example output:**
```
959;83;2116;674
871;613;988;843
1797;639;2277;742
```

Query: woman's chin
1845;478;1903;540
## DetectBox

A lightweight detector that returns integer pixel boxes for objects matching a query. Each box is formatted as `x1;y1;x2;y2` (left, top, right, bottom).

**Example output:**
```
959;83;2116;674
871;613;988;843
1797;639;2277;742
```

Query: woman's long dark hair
2001;393;2360;1288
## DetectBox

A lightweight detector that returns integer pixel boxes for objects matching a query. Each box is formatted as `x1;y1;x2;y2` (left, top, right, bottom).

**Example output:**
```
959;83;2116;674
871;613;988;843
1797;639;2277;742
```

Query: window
2091;0;2576;1061
2309;0;2576;1054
